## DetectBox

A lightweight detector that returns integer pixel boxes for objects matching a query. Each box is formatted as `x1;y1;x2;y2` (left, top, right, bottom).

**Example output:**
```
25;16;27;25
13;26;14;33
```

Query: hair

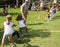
49;5;52;9
6;14;12;21
16;14;22;21
46;7;50;12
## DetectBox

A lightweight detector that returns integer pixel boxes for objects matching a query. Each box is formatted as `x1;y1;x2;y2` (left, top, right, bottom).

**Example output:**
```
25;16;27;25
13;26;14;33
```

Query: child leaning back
16;14;28;36
1;14;17;47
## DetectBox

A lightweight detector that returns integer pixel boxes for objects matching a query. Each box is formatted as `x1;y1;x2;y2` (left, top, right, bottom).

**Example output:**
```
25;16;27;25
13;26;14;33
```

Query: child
49;6;56;20
46;8;51;21
12;30;21;40
46;13;51;21
1;15;16;47
16;14;28;36
52;6;56;14
2;5;8;15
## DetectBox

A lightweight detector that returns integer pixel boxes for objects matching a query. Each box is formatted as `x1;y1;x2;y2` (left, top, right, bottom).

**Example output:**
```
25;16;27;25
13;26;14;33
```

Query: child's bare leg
19;28;22;34
1;34;6;47
8;35;16;47
24;19;26;25
25;27;28;33
10;39;16;47
1;40;5;47
12;31;20;40
24;27;29;36
10;39;15;44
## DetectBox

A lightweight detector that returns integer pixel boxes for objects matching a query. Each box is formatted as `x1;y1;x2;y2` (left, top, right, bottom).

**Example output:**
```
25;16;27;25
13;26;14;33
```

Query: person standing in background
20;0;29;24
40;0;44;10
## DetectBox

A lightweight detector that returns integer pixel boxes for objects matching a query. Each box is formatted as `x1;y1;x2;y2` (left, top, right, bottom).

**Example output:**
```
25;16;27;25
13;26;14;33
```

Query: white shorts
50;13;53;17
2;33;13;41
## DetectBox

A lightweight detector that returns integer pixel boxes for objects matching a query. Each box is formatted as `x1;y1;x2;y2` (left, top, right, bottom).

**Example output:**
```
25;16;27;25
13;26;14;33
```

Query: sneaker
12;44;16;47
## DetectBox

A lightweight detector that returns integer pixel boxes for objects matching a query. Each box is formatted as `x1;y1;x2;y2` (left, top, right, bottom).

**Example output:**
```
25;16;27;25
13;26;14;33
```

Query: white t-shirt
50;10;53;16
18;20;26;28
4;22;14;35
50;9;52;13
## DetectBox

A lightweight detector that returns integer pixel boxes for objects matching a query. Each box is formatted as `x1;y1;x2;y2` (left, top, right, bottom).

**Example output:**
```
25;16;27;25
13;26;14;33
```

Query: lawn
0;8;60;47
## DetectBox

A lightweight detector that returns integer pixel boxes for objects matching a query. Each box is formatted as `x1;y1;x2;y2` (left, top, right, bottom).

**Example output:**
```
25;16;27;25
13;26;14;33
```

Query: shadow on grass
28;23;44;26
14;37;30;44
0;12;19;16
0;13;5;16
0;28;51;47
23;42;39;47
0;31;3;44
15;28;51;44
10;13;19;16
52;15;60;20
21;29;50;47
28;29;51;38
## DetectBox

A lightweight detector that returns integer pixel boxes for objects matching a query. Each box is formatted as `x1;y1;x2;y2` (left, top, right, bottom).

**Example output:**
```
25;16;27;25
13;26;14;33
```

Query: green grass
0;8;60;47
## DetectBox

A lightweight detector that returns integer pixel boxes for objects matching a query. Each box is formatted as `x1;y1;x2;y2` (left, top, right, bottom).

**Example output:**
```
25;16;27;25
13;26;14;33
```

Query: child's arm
22;14;25;20
12;24;17;27
21;6;25;20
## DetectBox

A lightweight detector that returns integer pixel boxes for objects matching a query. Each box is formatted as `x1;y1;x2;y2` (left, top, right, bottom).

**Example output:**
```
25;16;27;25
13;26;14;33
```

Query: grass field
0;8;60;47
